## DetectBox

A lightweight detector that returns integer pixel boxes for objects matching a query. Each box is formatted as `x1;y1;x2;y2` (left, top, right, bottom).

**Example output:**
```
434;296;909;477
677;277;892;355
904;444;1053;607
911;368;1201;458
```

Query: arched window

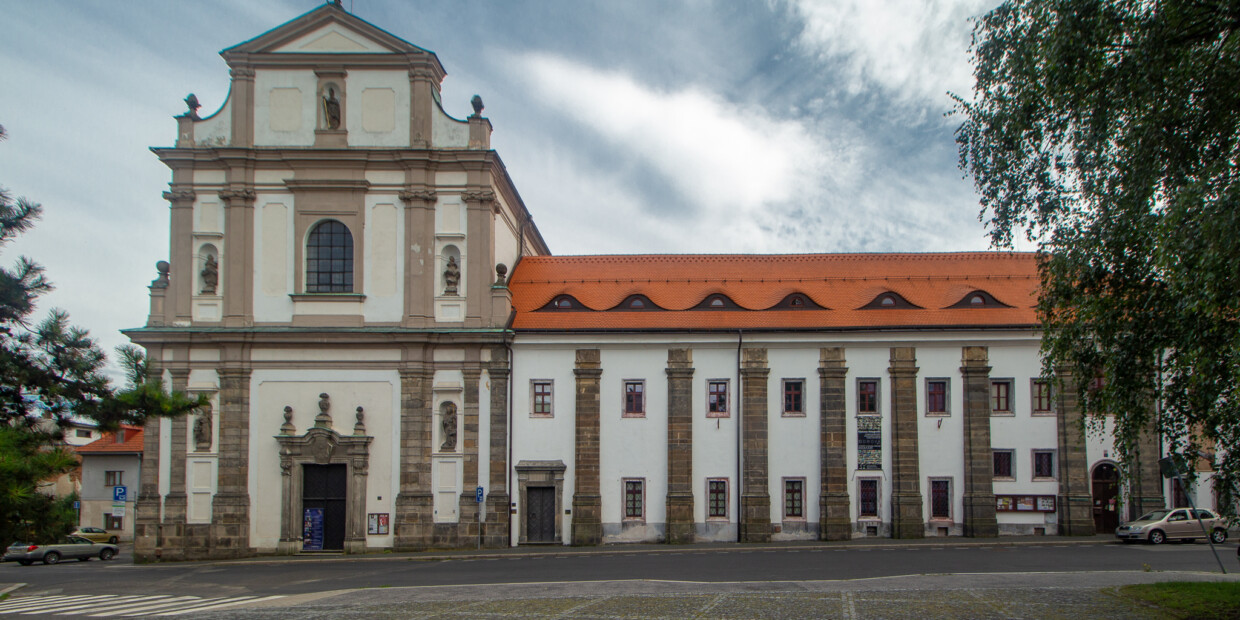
306;220;353;293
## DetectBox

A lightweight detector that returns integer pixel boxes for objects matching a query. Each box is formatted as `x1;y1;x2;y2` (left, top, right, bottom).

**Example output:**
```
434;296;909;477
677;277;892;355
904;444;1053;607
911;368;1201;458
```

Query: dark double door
1092;463;1120;533
526;486;556;543
303;464;347;551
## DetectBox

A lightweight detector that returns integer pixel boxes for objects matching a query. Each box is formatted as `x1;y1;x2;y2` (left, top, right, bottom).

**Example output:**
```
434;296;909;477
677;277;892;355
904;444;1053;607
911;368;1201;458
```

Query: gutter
735;329;742;543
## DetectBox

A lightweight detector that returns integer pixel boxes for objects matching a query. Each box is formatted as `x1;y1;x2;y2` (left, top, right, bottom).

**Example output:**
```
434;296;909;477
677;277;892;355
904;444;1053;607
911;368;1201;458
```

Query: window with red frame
708;479;728;518
1032;380;1052;414
783;380;803;415
708;381;729;417
927;380;947;414
859;479;878;517
624;380;645;416
931;479;951;519
858;380;878;414
991;380;1012;413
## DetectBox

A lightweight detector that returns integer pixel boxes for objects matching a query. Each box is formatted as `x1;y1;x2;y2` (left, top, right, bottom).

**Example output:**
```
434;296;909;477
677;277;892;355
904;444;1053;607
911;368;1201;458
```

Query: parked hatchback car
1115;508;1228;544
2;536;118;565
70;526;118;544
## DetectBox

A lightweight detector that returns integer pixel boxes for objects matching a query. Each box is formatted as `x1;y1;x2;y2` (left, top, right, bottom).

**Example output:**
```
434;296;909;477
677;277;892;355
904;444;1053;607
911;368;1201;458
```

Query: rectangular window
624;479;644;519
858;379;879;415
993;450;1014;479
105;471;123;487
531;380;553;417
991;380;1013;414
1032;380;1053;415
623;380;645;417
859;479;879;517
708;479;728;519
1033;450;1056;479
75;429;92;439
707;380;729;418
784;479;804;519
926;379;949;415
782;379;804;416
930;479;951;520
105;514;123;530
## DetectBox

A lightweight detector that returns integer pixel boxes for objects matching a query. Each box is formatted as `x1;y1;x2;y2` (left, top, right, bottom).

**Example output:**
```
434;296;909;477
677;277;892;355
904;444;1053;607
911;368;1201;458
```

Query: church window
306;220;354;293
624;479;644;520
623;380;645;417
857;379;879;415
784;479;804;518
707;380;729;417
859;479;879;517
782;379;804;416
708;479;728;519
926;379;949;415
930;479;952;520
531;380;553;417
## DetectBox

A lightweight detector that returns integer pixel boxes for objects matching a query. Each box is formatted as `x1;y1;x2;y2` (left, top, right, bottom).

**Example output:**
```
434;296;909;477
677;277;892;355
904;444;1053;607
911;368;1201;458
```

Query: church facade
127;4;1175;560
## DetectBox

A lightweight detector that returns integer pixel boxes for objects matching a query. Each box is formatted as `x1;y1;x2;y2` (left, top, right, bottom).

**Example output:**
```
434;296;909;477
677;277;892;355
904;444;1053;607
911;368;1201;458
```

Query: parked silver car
3;536;117;565
1115;508;1228;544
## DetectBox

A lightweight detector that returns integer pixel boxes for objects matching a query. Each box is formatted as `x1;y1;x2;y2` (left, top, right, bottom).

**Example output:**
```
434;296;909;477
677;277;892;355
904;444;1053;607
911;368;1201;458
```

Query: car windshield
1136;510;1170;522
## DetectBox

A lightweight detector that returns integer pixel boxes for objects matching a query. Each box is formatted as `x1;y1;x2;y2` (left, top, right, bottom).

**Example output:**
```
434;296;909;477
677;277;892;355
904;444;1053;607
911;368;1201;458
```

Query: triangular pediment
223;3;431;57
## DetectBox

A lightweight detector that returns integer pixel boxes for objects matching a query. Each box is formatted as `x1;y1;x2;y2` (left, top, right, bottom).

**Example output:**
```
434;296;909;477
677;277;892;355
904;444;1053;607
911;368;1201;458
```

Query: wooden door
1092;463;1119;532
525;487;556;543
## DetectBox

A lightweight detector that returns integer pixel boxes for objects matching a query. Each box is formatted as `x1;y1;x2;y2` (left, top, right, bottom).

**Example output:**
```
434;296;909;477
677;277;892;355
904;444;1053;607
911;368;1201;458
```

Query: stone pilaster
209;367;251;557
162;189;195;325
739;348;771;543
458;367;483;541
395;367;434;549
1132;418;1166;520
1055;368;1095;535
819;347;851;540
572;349;602;546
218;188;256;328
889;347;924;539
133;357;163;562
665;349;695;544
960;347;997;537
483;346;511;547
161;369;191;560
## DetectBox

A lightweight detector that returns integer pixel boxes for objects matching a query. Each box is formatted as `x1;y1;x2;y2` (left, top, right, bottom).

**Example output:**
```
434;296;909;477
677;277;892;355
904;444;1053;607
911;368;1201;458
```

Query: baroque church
127;3;1177;560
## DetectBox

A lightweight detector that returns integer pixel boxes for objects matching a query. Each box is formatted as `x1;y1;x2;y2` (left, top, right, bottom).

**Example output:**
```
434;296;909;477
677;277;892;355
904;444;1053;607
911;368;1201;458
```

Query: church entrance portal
526;486;556;543
1092;463;1120;533
303;463;347;551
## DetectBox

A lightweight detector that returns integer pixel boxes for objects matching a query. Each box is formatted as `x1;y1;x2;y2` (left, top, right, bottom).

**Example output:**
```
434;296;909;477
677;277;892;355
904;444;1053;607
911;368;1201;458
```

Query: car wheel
108;536;118;545
1148;530;1165;545
42;551;61;565
99;548;115;561
1210;529;1227;544
17;560;31;566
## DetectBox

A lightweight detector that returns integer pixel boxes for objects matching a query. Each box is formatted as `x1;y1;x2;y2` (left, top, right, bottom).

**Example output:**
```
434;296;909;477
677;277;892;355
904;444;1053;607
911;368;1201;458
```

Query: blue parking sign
475;486;484;503
113;486;127;502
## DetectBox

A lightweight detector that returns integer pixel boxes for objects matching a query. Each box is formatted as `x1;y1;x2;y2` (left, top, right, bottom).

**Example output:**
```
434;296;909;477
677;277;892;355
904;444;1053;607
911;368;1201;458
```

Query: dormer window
790;297;803;307
880;296;896;307
556;298;573;309
970;295;985;306
773;293;824;310
540;295;586;311
695;294;740;310
947;290;1011;309
629;298;645;309
710;298;725;308
610;295;659;311
861;291;920;309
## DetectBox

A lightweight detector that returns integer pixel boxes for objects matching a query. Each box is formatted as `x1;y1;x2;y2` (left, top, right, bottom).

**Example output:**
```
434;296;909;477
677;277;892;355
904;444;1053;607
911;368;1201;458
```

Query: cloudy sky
0;0;999;379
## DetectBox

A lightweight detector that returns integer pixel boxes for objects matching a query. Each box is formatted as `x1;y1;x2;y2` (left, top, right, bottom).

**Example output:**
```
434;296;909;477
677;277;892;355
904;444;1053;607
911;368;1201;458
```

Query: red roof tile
76;425;144;454
510;253;1039;331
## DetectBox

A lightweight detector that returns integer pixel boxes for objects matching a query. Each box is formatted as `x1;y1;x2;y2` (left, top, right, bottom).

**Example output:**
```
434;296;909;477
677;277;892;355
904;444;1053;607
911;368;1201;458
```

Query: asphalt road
3;539;1235;598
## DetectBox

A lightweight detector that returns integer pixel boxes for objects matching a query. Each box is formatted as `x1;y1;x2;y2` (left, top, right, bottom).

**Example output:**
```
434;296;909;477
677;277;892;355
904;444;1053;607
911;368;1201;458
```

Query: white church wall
253;195;295;322
345;70;410;147
363;197;403;322
691;344;740;541
253;70;317;147
766;346;822;539
916;345;966;536
510;345;578;544
599;348;668;543
845;344;894;535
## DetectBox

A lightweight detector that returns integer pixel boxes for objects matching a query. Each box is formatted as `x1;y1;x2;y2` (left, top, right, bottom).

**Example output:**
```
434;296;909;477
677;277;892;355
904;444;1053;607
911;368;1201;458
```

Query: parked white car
1115;508;1228;544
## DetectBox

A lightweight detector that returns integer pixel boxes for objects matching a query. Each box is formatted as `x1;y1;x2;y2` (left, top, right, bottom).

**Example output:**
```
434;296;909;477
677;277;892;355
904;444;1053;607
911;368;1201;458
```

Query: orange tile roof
76;425;144;454
510;253;1040;331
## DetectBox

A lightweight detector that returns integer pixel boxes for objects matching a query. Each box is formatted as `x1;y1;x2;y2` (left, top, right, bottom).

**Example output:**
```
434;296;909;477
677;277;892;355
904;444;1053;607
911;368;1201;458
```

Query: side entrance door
1092;463;1120;533
303;463;347;551
526;486;556;543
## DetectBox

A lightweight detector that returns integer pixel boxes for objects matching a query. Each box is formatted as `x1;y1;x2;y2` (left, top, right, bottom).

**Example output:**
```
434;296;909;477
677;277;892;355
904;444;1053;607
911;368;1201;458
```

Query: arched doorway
1092;463;1120;532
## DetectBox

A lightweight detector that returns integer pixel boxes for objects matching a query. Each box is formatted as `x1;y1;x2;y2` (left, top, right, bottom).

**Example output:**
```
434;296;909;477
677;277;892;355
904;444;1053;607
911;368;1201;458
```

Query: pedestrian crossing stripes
0;593;285;616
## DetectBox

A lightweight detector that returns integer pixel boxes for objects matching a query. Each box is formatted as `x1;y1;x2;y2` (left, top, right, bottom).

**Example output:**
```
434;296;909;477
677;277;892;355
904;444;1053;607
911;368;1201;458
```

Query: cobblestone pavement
198;571;1234;619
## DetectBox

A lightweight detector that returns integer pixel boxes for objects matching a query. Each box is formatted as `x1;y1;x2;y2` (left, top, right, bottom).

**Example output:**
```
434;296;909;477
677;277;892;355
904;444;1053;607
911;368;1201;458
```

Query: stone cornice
218;189;256;203
461;189;496;204
283;179;371;192
399;189;437;204
163;190;196;204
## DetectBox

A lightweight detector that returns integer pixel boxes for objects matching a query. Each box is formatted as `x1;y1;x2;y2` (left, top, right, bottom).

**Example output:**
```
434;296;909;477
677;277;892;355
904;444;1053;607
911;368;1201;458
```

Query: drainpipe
736;330;743;543
506;340;515;547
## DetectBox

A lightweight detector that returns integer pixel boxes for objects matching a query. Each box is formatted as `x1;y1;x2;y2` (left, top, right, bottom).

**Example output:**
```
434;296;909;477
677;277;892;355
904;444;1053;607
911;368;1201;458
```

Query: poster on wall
856;416;882;470
368;513;390;535
1036;496;1056;511
996;496;1014;511
303;508;324;551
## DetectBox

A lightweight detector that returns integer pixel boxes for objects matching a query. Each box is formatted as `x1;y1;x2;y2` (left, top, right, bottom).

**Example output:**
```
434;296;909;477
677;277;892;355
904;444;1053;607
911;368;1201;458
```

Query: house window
105;471;123;487
75;429;92;438
708;479;728;519
858;479;879;517
306;220;354;293
623;380;645;417
624;479;644;520
784;479;804;519
1033;450;1056;479
926;379;949;415
782;379;804;416
104;514;123;530
707;380;729;418
858;379;879;415
991;380;1013;414
930;479;951;520
993;450;1014;480
1032;380;1053;415
531;380;553;417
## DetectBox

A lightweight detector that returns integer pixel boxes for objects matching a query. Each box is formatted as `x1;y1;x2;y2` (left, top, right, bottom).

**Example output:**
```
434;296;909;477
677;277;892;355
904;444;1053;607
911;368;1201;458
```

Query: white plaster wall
845;345;893;533
346;70;410;147
510;346;577;545
364;197;404;322
193;96;232;147
493;210;520;276
691;345;741;540
252;194;296;322
431;101;469;147
248;369;400;551
988;341;1061;530
767;347;821;539
254;70;317;146
598;348;668;542
916;345;966;531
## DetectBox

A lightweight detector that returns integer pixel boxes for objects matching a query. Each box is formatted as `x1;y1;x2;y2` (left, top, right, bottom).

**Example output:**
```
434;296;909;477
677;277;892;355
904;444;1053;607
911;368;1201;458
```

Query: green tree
0;124;204;543
954;0;1240;514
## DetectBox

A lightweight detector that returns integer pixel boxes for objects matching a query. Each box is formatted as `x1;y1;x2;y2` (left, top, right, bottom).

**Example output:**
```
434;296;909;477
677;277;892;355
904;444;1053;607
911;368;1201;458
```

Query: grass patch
1120;582;1240;619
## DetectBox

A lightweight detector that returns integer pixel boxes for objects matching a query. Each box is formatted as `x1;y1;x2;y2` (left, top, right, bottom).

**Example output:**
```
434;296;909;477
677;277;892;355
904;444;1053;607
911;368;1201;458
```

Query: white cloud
787;0;996;109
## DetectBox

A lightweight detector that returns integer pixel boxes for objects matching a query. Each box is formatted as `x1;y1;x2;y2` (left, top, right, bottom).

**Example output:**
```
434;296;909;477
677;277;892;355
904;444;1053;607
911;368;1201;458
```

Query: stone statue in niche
193;403;212;451
443;256;460;296
200;254;218;295
151;261;170;289
440;402;457;451
322;88;341;130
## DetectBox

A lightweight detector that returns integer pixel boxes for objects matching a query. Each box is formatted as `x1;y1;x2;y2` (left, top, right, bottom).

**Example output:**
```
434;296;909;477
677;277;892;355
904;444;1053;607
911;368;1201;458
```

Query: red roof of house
510;252;1040;331
76;425;144;454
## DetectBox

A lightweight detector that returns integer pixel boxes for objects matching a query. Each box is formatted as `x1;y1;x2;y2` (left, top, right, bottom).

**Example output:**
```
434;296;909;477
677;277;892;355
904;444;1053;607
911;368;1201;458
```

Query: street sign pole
476;486;484;550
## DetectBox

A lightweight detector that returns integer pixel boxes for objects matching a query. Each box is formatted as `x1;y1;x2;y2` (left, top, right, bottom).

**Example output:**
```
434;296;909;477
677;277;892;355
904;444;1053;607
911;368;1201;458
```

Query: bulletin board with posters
995;495;1056;512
